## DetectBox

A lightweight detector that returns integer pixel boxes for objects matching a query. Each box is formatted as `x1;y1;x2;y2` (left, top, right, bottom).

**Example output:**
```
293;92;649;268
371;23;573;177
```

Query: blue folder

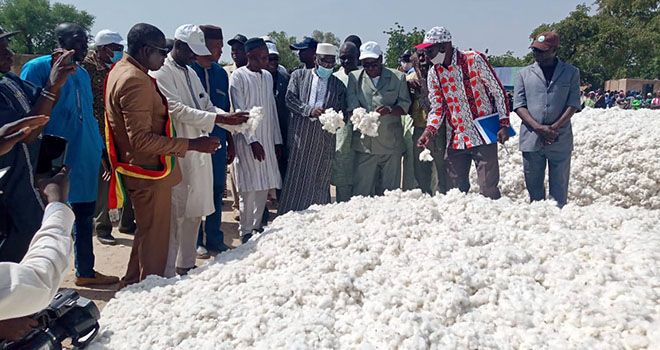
473;113;516;144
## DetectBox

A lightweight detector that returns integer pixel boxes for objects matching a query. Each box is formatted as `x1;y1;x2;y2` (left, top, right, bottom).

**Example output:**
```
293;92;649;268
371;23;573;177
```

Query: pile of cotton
230;106;264;136
471;108;660;209
351;107;380;138
91;190;659;350
318;108;346;134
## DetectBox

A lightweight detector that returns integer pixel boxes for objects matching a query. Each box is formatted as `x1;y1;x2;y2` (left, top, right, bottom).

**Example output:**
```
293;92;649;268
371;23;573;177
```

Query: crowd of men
581;89;660;110
1;21;581;296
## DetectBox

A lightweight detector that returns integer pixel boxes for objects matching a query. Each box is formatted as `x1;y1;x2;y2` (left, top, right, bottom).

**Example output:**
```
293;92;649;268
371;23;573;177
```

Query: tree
383;23;425;68
267;31;300;71
0;0;94;54
488;50;532;67
311;30;340;46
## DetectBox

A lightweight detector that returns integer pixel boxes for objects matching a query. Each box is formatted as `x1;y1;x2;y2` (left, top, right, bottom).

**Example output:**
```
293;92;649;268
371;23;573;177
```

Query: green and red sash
103;64;177;209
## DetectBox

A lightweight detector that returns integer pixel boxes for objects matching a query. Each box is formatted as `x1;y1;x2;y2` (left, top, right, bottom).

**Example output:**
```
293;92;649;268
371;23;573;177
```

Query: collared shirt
308;70;329;108
0;202;74;320
513;60;581;152
426;48;510;150
21;55;103;203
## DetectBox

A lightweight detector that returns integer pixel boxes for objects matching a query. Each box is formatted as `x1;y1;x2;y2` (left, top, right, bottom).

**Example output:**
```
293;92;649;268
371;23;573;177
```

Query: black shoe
241;233;253;244
176;266;196;276
118;225;136;235
97;233;117;245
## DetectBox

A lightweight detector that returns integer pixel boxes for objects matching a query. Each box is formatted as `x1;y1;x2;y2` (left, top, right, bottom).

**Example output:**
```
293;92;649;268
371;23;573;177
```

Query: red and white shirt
426;48;510;150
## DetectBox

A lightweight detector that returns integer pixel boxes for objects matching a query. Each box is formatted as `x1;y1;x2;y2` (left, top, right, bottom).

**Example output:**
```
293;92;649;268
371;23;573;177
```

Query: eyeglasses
147;44;170;56
362;62;380;69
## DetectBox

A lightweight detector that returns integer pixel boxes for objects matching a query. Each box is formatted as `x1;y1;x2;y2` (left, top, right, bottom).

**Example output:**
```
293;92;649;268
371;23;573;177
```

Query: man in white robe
150;24;248;276
229;38;282;243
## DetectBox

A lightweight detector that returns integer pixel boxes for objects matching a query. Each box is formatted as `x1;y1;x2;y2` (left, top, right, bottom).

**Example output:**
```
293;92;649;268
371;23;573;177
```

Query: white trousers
238;190;268;236
165;216;202;277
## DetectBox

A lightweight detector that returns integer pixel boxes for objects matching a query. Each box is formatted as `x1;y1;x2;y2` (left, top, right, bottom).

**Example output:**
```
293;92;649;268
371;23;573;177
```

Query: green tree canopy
383;23;425;68
0;0;94;54
488;50;533;67
267;31;300;71
311;30;340;46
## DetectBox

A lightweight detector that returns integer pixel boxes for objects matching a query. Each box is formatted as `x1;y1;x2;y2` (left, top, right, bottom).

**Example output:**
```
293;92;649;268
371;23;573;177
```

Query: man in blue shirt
21;23;119;286
190;25;233;257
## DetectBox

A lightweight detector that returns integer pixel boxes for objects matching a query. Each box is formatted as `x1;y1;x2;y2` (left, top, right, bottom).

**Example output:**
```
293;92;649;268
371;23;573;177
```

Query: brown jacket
104;55;188;190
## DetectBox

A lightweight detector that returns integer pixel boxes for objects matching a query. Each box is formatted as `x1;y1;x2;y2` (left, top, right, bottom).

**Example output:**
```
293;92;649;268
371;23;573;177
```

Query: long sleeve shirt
0;203;74;320
426;48;510;150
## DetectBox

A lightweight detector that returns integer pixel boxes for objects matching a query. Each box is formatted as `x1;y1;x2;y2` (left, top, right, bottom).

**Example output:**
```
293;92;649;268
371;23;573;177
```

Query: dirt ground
59;194;279;311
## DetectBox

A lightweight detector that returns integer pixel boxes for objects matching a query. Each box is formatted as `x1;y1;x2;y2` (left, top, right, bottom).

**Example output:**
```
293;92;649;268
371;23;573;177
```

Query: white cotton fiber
90;189;660;350
230;106;264;137
318;109;345;134
419;148;434;162
350;107;380;138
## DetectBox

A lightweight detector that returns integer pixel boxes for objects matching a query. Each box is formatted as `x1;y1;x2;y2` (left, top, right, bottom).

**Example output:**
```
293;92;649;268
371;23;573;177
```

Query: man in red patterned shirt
416;27;510;200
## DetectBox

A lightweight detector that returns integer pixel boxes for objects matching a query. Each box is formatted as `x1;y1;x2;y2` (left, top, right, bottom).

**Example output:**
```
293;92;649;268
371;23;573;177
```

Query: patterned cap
415;26;452;49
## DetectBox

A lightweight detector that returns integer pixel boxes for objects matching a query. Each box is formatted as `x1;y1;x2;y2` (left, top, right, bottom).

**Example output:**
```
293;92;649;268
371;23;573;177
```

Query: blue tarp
493;67;524;89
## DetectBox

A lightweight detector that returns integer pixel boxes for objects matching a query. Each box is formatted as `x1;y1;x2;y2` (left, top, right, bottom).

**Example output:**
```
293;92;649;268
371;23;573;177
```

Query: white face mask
430;51;446;65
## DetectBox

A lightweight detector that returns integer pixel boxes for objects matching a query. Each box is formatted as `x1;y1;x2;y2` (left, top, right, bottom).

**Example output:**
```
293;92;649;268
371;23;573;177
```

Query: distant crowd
581;89;660;110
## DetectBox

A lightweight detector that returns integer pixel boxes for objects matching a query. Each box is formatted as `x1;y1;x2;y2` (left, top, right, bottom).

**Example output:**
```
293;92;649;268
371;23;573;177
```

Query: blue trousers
522;149;572;207
71;201;97;277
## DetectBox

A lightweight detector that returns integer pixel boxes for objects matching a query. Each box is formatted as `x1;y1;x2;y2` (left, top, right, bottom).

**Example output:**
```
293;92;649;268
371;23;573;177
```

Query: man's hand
416;129;432;148
375;106;393;116
0;317;38;342
497;127;510;144
0;115;49;156
49;49;76;91
38;167;70;204
535;125;558;142
250;142;266;161
100;157;112;182
226;134;236;165
188;136;221;153
275;144;284;161
310;108;324;118
216;111;250;125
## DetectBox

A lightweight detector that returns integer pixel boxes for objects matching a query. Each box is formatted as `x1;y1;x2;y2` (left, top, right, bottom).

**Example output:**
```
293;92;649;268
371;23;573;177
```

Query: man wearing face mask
149;24;249;276
21;23;119;287
278;43;346;214
416;26;510;200
82;30;136;246
347;41;411;197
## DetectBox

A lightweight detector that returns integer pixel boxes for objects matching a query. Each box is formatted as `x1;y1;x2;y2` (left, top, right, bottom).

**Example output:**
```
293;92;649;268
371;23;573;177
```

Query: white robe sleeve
229;69;259;144
0;203;74;320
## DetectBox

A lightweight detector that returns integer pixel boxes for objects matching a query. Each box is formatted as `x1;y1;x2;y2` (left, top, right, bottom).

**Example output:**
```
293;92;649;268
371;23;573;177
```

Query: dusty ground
59;194;280;311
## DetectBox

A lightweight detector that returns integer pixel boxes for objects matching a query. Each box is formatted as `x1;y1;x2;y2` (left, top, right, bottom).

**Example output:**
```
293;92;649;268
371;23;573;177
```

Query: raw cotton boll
419;148;434;162
350;107;381;138
230;106;264;136
318;108;345;134
91;190;659;349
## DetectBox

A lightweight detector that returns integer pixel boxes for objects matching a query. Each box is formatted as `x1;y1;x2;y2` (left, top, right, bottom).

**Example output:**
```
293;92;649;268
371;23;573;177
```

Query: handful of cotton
419;148;433;162
318;108;345;134
350;107;380;138
230;106;264;136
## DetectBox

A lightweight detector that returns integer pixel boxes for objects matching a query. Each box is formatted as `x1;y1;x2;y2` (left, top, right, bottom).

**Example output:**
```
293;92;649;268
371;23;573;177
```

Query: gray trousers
94;170;135;235
446;143;501;200
412;126;447;195
522;149;571;207
353;152;402;197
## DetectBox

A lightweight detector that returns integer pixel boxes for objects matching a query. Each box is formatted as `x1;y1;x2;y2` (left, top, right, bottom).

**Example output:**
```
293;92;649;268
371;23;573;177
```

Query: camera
2;289;100;350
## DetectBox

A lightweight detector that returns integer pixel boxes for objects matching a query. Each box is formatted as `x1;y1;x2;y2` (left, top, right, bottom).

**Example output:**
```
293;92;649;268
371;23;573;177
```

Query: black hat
0;26;19;41
244;37;266;52
227;34;248;46
399;50;412;62
289;36;318;51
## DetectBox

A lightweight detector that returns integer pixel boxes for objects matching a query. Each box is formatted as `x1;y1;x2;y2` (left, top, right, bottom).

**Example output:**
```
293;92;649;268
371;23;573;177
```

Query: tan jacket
104;55;188;190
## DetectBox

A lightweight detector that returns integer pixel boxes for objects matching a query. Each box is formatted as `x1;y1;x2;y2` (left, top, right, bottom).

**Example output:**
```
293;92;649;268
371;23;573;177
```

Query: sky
58;0;585;62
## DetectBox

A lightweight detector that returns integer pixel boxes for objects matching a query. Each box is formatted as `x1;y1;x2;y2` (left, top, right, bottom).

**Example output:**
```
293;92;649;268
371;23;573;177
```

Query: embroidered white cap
316;43;338;56
94;29;125;47
359;41;383;60
415;26;452;49
174;24;211;56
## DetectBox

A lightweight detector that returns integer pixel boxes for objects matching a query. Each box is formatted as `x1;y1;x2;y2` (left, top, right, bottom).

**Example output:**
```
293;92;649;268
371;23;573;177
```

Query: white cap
316;43;338;56
94;29;124;47
261;35;274;43
359;41;382;60
174;24;212;56
266;42;279;56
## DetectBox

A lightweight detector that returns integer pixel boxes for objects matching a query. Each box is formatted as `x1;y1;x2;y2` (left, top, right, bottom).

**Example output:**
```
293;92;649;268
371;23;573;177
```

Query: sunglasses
147;44;170;56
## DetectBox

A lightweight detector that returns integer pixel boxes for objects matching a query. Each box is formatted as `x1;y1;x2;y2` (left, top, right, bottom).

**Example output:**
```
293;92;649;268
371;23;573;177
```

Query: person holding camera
0;27;75;263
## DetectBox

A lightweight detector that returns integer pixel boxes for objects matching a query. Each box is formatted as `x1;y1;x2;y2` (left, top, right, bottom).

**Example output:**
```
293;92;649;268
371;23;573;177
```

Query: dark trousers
446;143;501;200
522;149;571;207
94;172;135;235
71;201;96;278
198;183;226;252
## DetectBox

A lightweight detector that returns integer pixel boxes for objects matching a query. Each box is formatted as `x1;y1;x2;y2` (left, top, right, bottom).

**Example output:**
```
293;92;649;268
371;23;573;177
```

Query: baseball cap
531;32;559;51
174;24;211;56
94;29;125;47
359;41;383;60
415;26;452;49
290;37;318;51
0;26;19;41
266;42;279;56
227;34;247;46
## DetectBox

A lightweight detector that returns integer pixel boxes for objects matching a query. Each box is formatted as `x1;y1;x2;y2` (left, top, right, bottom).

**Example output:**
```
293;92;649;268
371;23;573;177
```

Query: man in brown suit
105;23;220;285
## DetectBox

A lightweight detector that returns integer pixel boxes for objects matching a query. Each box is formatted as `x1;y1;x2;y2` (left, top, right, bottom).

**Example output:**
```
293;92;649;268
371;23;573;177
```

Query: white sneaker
196;246;210;259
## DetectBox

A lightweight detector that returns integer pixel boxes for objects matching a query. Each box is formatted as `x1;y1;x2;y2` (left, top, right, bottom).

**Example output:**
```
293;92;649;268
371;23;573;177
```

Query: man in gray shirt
513;32;581;207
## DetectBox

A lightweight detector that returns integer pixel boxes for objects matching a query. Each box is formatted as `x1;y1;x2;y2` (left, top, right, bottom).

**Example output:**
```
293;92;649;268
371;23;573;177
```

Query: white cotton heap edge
90;188;660;350
231;106;265;136
318;109;345;134
350;107;380;138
